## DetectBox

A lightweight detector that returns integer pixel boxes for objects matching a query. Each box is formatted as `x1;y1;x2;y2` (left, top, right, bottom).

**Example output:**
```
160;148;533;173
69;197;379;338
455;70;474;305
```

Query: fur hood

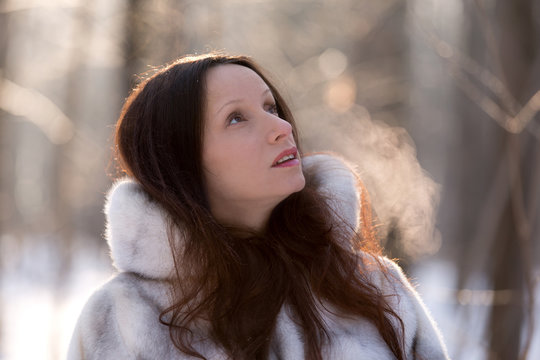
104;153;360;279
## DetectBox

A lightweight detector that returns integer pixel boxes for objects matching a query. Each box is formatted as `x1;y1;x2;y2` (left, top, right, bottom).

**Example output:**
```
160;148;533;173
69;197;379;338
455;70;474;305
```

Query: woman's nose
267;115;292;144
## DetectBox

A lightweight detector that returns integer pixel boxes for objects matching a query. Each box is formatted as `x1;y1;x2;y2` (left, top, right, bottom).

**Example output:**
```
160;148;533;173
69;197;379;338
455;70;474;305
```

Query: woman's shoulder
358;253;432;316
84;272;170;309
356;253;412;295
68;273;173;359
358;254;451;359
74;272;170;337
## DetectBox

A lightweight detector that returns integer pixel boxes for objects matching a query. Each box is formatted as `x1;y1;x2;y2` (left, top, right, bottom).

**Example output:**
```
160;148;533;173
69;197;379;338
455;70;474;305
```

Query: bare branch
0;76;74;144
409;16;540;140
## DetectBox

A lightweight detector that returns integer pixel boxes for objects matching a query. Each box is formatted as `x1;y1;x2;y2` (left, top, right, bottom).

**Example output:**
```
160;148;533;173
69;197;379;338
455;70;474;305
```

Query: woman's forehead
205;64;270;100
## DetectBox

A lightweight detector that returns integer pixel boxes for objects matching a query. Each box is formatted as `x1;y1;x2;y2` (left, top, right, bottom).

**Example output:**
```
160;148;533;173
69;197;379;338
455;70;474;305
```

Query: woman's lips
272;158;300;168
272;147;299;167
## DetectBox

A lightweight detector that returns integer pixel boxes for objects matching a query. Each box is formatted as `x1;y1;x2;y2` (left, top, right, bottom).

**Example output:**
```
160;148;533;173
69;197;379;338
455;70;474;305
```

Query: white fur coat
68;154;450;359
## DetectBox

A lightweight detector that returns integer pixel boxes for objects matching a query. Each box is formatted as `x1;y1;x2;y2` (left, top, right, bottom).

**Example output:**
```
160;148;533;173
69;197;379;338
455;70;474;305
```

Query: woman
68;53;449;359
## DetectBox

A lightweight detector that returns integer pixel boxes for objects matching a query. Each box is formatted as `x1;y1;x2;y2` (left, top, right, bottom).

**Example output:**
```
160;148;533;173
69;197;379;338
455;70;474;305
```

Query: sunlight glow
324;76;356;113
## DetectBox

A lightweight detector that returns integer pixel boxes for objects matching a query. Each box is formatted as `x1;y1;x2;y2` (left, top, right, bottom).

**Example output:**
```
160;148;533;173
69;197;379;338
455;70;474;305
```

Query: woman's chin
281;173;306;199
294;174;306;192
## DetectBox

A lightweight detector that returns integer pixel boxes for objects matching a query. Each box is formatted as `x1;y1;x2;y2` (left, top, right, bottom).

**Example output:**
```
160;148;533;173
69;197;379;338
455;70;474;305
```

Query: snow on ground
0;236;113;360
412;259;540;360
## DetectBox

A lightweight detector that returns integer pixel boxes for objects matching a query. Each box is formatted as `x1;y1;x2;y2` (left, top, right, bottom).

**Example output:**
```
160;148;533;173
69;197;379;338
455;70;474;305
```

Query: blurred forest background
0;0;539;359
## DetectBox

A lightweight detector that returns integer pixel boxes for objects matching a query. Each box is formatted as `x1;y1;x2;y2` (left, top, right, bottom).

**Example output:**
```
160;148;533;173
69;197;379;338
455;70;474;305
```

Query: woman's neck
209;199;275;232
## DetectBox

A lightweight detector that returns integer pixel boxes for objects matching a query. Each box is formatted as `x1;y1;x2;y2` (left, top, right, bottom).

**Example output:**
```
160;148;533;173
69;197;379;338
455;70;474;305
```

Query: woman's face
202;64;305;228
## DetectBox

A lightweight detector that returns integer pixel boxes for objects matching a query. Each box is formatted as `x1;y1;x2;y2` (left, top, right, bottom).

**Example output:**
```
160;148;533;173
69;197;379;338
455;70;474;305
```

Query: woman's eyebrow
216;88;273;115
216;99;242;115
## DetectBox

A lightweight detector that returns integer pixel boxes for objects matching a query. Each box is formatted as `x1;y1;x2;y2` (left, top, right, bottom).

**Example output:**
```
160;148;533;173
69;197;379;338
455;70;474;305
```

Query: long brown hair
114;53;406;359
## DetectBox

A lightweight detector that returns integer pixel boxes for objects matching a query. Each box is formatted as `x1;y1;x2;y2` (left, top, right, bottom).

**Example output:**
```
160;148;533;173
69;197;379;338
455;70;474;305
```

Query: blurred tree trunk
124;0;145;94
356;1;410;270
48;3;90;359
0;0;8;353
52;4;87;271
487;137;525;360
455;0;539;358
487;0;538;358
123;0;187;96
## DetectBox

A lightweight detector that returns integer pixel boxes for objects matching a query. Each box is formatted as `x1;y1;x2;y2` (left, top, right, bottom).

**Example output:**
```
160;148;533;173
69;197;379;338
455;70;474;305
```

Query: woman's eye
267;104;278;115
228;113;243;126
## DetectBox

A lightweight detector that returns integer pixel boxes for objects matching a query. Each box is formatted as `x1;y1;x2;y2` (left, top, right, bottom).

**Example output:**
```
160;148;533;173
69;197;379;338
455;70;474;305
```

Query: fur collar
105;153;361;279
